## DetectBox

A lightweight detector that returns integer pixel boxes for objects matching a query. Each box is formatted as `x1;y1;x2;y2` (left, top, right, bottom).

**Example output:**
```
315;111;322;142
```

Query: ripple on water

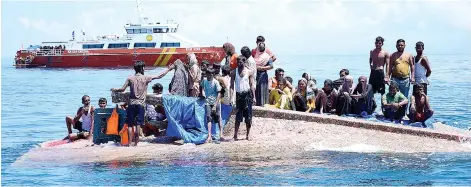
2;55;471;185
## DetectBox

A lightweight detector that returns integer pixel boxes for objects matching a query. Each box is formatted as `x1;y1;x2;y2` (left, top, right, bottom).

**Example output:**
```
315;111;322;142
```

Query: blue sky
1;0;471;58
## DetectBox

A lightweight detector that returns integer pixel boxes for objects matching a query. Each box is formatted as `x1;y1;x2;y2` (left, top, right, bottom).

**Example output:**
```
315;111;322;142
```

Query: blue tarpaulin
163;95;232;145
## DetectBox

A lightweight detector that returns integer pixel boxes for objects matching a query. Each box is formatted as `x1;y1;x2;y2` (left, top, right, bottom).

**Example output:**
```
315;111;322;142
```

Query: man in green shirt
382;81;409;122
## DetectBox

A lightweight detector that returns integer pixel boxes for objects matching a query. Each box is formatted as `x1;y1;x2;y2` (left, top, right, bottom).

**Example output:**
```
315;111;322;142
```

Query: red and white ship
14;0;225;68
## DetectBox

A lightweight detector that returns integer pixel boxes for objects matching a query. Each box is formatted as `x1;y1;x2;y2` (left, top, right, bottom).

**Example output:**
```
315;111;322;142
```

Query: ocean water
2;55;471;185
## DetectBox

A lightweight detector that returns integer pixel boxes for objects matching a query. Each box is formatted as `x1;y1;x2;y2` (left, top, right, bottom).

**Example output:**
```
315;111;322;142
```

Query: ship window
140;28;147;33
160;42;180;48
108;43;130;49
127;29;134;34
147;29;152;34
134;43;156;48
153;28;162;33
133;29;140;33
83;44;104;49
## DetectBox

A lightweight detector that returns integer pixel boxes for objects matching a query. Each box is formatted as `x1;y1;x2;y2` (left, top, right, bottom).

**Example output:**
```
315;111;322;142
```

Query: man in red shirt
251;36;276;62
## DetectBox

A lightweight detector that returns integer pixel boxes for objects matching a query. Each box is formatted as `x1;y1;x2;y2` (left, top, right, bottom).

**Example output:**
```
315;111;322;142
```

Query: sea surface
2;55;471;185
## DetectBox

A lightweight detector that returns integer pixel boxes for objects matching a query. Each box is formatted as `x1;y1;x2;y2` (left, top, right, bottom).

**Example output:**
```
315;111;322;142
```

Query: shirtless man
409;84;434;126
369;36;390;95
388;39;415;97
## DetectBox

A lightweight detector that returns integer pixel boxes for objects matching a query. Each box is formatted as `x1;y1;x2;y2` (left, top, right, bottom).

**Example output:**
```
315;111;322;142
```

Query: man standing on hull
369;36;390;96
388;39;415;98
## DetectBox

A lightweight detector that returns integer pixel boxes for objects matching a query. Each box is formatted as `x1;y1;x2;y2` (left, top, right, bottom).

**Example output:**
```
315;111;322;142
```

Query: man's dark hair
237;55;247;63
275;68;284;75
221;65;231;76
213;62;221;75
256;36;265;43
285;76;293;84
413;84;424;93
241;46;251;58
82;95;89;102
416;41;424;48
202;60;210;67
396;39;405;44
152;83;163;91
134;60;146;75
375;36;385;43
98;98;107;103
206;68;216;75
340;69;349;75
390;81;399;91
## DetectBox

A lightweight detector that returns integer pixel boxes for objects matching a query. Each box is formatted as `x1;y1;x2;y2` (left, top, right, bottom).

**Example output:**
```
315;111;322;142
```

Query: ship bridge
125;20;179;34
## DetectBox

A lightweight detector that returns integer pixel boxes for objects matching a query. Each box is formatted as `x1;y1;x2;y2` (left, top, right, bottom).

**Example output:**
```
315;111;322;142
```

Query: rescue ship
14;0;225;68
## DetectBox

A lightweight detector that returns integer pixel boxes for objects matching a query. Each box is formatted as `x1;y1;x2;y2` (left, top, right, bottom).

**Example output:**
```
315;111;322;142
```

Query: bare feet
246;136;252;141
205;137;212;143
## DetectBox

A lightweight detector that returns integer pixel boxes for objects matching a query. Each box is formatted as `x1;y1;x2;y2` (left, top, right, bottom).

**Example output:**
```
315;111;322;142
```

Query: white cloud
17;17;68;36
428;0;471;31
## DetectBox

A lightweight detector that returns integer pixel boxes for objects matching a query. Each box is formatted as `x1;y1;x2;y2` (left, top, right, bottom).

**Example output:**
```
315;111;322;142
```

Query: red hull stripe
15;47;225;68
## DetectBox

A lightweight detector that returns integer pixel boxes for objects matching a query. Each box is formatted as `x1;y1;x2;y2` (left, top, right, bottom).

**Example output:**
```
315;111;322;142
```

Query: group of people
64;35;435;146
40;45;66;50
260;36;434;126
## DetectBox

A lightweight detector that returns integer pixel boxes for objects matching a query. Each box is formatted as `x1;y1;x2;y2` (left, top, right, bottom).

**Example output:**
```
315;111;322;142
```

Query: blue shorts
126;104;145;127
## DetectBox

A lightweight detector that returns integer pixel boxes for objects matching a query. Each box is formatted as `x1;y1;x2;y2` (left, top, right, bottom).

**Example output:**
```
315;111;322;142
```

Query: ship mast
136;0;149;24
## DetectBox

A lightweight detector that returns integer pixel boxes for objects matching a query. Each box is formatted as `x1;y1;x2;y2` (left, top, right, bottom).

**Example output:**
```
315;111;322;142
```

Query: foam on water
304;143;386;153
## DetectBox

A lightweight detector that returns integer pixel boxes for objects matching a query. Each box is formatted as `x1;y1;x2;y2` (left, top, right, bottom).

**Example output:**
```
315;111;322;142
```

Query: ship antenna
136;0;149;24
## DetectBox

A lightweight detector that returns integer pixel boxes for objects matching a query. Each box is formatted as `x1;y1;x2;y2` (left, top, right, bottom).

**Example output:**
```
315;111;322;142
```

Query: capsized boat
14;0;225;68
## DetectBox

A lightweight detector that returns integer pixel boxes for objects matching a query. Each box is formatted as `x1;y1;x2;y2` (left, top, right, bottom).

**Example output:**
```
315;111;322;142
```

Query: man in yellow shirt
388;39;415;97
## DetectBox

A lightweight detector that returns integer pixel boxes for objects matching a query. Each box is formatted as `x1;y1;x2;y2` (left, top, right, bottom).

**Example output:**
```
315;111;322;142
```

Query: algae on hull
111;92;471;143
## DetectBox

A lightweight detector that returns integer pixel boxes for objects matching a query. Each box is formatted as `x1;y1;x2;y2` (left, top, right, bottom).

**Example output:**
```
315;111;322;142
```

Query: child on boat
216;65;233;140
65;95;95;142
201;68;222;143
98;98;107;109
143;83;167;137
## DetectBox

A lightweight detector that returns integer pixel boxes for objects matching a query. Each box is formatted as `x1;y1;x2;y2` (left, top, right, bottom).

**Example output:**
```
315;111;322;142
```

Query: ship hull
14;47;225;68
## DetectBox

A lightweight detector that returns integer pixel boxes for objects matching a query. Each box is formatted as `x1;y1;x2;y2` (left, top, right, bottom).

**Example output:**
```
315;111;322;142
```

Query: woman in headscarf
223;43;238;70
351;76;376;115
302;72;318;95
336;75;354;116
254;42;273;106
314;79;338;114
292;78;315;112
187;53;202;97
168;59;190;96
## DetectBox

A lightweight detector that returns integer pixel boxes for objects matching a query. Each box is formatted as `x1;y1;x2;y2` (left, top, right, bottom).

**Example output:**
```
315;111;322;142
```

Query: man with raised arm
110;60;170;146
